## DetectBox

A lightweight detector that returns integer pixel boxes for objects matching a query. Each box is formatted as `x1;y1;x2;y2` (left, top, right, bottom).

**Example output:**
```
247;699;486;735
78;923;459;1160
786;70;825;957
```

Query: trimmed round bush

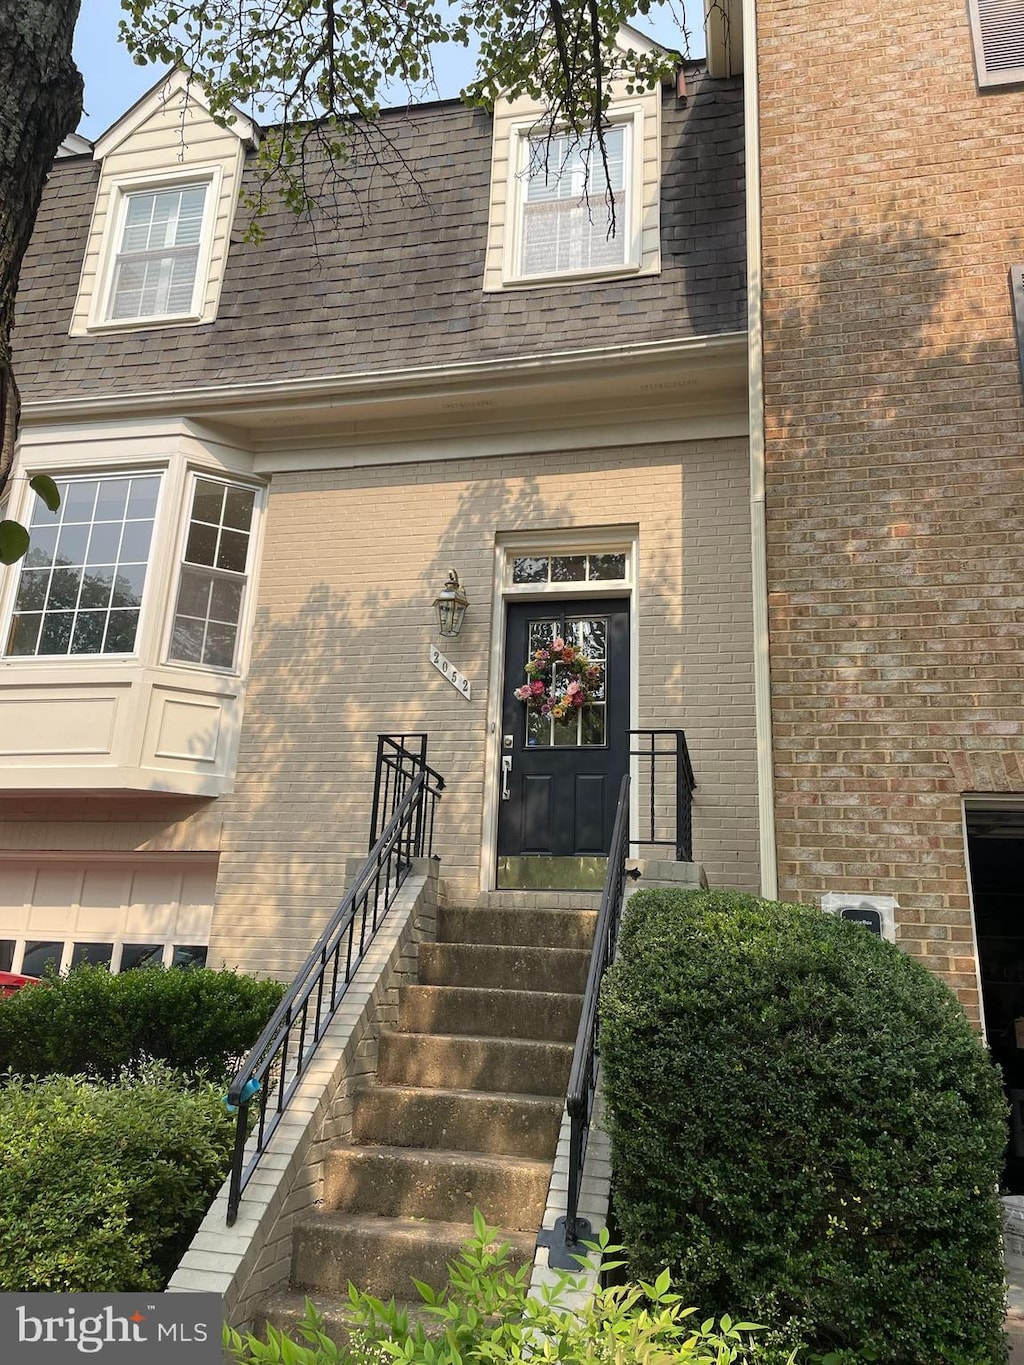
0;963;285;1081
0;1065;235;1291
600;889;1008;1365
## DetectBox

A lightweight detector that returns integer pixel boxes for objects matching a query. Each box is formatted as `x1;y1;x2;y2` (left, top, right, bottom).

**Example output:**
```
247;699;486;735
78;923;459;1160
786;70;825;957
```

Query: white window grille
168;476;256;671
5;473;160;658
108;184;208;321
519;125;629;278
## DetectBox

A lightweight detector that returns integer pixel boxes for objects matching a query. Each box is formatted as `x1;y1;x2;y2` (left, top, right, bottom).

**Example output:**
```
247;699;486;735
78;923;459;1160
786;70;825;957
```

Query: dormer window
483;83;661;293
86;169;220;330
70;69;256;337
108;184;209;322
519;126;630;278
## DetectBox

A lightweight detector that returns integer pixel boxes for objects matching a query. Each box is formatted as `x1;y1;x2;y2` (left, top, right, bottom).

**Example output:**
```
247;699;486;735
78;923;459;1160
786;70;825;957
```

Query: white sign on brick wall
430;647;471;700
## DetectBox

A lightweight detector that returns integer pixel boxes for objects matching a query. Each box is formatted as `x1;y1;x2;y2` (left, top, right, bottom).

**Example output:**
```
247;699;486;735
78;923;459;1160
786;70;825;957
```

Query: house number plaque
430;647;472;700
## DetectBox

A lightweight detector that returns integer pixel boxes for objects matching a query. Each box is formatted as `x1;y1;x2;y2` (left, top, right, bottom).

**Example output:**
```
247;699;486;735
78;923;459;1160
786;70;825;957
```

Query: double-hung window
107;183;209;322
168;476;257;671
517;124;632;280
6;474;159;658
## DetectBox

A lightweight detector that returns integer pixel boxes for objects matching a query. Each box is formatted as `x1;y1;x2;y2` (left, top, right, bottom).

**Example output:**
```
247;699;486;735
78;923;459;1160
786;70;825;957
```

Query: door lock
501;754;513;800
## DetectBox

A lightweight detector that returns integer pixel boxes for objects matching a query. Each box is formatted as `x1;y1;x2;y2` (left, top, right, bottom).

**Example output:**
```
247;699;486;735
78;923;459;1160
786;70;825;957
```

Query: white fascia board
21;332;748;425
616;20;683;60
17;414;192;445
93;67;259;160
57;133;94;158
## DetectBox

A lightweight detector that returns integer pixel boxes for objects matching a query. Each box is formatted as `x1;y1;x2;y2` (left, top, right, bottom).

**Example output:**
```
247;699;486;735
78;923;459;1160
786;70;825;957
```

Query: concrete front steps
257;904;596;1340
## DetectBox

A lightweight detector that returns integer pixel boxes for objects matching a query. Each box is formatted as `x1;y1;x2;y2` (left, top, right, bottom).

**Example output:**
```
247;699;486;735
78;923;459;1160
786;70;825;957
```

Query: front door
496;599;629;889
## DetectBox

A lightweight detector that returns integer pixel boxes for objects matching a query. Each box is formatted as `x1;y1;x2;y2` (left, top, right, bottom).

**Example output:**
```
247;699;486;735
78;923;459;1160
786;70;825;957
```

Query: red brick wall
756;0;1024;1019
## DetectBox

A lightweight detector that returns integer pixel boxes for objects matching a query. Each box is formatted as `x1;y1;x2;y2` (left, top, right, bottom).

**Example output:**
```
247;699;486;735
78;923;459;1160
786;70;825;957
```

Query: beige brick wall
0;795;222;854
209;439;759;976
757;0;1024;1019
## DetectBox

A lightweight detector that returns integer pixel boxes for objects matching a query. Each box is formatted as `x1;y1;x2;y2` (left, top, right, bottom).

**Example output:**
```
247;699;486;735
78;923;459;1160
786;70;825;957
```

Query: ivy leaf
29;474;61;513
0;520;30;564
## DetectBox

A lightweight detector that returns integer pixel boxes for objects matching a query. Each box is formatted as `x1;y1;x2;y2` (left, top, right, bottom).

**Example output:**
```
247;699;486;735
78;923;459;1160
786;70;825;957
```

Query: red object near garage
0;971;41;998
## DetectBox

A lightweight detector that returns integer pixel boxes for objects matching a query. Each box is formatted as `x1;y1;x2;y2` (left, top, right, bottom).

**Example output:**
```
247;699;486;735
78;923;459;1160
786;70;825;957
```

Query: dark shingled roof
14;75;745;401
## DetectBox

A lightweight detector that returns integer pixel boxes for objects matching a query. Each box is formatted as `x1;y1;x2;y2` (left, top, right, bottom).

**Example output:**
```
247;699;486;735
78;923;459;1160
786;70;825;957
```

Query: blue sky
73;0;696;139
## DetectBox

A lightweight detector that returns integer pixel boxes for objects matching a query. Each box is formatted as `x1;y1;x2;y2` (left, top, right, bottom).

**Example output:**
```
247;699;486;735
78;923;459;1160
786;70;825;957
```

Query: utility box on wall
821;892;898;944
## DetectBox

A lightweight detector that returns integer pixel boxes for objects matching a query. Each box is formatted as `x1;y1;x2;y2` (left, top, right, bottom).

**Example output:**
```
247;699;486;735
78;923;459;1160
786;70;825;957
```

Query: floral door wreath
514;636;601;721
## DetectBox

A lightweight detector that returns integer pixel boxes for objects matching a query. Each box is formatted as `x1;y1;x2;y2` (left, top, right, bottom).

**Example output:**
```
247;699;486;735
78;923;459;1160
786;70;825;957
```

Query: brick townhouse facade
6;1;1024;1082
753;0;1024;1056
0;50;756;981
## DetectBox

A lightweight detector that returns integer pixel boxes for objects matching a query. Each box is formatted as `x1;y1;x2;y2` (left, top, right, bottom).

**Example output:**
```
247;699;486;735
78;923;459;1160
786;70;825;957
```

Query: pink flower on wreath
514;684;531;701
551;637;565;653
530;680;546;696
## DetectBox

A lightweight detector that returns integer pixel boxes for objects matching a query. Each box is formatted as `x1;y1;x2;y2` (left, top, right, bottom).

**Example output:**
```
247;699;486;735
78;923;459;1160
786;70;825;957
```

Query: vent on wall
969;0;1024;86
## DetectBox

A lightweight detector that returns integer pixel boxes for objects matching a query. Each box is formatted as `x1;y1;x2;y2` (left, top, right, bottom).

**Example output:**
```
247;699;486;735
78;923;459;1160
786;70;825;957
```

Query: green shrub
600;889;1009;1365
0;1064;235;1291
224;1213;796;1364
0;963;285;1080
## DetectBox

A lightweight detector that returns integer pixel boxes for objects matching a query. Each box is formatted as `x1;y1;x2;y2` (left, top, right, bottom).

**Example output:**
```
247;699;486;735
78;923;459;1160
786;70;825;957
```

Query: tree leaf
29;474;60;512
0;520;30;564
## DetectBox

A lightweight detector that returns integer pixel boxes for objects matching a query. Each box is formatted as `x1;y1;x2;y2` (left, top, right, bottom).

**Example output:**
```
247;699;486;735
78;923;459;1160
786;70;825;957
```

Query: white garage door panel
0;856;217;974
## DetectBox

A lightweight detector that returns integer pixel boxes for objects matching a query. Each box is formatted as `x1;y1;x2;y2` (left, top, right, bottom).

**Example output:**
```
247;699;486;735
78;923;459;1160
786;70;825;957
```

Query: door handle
501;754;512;800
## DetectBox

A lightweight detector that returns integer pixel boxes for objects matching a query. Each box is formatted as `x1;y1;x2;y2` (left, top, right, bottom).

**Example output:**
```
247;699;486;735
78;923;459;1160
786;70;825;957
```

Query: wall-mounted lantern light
433;570;469;638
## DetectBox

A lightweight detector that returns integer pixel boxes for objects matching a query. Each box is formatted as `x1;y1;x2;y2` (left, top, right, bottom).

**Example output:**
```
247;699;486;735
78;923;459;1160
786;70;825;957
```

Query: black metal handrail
545;772;632;1265
369;734;430;850
547;730;697;1264
225;740;444;1225
629;729;696;862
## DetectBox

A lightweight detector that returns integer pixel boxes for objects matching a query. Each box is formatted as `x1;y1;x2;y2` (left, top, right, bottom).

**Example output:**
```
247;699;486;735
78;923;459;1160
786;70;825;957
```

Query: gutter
21;332;747;424
743;0;779;898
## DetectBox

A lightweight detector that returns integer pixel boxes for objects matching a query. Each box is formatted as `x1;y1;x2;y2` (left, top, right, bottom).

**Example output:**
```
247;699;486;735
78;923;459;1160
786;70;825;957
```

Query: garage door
0;854;216;976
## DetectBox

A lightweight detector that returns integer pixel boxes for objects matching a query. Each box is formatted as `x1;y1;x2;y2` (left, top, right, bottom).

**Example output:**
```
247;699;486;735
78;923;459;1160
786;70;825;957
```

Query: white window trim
87;164;223;332
480;528;640;892
0;458;264;676
503;544;634;596
502;109;645;288
0;467;168;665
161;468;264;678
5;936;209;977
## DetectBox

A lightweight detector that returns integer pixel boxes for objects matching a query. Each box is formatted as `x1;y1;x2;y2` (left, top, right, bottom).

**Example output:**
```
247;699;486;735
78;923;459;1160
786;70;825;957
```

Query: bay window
6;473;159;658
168;476;256;671
0;448;262;795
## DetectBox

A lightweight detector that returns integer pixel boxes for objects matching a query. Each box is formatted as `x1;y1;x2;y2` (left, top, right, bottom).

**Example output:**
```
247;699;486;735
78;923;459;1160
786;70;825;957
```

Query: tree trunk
0;0;83;492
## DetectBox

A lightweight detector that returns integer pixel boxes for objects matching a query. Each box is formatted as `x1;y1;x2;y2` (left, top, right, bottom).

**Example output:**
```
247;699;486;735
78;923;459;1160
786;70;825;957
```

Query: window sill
490;259;649;292
80;309;207;335
0;660;244;796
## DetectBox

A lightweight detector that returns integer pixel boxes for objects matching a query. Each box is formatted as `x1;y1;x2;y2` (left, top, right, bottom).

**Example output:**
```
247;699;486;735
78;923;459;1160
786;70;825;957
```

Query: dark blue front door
497;599;629;887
